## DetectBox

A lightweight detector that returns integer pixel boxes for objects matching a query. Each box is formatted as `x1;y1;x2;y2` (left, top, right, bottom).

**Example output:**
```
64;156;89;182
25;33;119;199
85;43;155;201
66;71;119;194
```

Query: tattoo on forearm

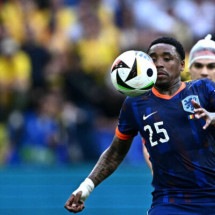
88;138;131;186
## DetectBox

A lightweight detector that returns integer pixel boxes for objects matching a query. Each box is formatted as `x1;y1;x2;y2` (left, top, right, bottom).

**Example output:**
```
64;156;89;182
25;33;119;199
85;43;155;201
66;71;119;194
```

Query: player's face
190;59;215;82
148;44;185;88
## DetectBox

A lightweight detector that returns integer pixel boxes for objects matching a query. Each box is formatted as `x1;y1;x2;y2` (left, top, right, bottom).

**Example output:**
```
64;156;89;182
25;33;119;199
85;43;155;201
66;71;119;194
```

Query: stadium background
0;0;214;214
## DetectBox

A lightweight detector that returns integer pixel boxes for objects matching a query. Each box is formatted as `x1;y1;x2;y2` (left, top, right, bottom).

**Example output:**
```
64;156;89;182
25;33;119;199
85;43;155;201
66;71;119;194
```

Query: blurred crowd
0;0;214;166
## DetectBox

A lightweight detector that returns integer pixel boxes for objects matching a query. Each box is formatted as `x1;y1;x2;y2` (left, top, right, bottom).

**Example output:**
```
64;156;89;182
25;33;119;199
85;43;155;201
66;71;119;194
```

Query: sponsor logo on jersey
143;111;157;120
182;95;200;113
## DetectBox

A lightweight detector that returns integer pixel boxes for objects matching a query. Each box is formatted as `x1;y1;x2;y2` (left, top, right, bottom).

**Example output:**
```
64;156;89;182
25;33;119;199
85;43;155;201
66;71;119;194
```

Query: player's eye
193;63;215;69
151;58;157;63
193;63;203;69
163;57;171;62
207;64;215;69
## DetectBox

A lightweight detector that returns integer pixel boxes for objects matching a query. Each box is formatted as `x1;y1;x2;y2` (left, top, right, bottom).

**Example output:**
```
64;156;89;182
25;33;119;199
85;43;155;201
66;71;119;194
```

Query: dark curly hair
147;37;185;61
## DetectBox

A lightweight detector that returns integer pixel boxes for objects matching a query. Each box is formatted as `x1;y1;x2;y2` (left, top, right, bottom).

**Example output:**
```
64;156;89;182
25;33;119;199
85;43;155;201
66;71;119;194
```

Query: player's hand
64;178;94;213
64;191;85;213
191;100;215;129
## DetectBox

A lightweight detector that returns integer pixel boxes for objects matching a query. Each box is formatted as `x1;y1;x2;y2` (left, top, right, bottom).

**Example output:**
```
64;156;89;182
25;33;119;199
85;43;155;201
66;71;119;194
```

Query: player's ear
180;60;185;72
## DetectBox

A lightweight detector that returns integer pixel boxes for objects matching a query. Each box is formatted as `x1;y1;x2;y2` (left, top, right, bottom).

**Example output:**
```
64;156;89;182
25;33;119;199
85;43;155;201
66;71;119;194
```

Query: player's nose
200;67;209;78
154;58;164;68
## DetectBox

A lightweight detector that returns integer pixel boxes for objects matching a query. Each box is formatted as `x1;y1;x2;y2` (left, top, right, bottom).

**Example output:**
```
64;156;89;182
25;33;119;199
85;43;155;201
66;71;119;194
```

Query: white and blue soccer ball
110;50;157;97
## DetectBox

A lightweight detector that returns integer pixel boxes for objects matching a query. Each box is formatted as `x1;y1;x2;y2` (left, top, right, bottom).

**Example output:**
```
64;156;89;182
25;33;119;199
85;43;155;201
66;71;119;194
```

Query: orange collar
152;82;186;100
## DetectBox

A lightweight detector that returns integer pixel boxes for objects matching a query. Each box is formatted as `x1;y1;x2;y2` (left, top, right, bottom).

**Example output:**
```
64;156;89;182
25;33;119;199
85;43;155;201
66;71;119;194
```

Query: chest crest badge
182;95;200;113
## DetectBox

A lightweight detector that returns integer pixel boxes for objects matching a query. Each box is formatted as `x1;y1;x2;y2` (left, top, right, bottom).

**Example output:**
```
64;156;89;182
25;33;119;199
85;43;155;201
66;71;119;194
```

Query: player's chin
155;77;168;84
157;73;168;79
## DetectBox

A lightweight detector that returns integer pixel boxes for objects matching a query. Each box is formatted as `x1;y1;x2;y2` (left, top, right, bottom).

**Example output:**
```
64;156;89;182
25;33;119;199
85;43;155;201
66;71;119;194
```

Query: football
110;50;157;96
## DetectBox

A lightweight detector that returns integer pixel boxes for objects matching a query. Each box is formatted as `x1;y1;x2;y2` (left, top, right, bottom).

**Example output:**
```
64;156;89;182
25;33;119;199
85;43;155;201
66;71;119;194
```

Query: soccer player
64;37;215;214
143;34;215;172
189;34;215;81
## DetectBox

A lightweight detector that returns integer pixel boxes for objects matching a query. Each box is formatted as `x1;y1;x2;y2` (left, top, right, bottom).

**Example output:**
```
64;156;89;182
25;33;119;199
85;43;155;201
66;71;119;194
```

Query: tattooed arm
64;135;133;213
88;135;133;186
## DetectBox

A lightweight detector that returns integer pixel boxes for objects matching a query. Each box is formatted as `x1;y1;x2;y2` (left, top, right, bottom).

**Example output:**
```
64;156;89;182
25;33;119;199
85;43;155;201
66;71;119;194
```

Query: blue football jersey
116;79;215;207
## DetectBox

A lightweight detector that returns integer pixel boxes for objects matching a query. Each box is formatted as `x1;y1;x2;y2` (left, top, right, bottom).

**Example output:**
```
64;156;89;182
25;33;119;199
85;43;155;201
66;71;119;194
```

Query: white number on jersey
144;121;170;147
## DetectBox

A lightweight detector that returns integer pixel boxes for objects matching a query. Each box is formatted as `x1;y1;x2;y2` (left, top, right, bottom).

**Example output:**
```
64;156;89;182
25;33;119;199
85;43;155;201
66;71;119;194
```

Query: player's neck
154;80;183;96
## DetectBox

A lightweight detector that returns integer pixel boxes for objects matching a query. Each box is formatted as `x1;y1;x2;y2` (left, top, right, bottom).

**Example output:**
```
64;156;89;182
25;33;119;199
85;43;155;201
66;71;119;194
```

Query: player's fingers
195;112;206;119
193;109;202;115
191;100;201;109
203;125;208;130
75;204;85;212
193;107;202;112
66;204;85;213
203;120;211;130
72;191;85;209
64;194;75;207
73;191;83;204
64;195;77;211
65;204;85;213
64;193;85;212
71;191;84;212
